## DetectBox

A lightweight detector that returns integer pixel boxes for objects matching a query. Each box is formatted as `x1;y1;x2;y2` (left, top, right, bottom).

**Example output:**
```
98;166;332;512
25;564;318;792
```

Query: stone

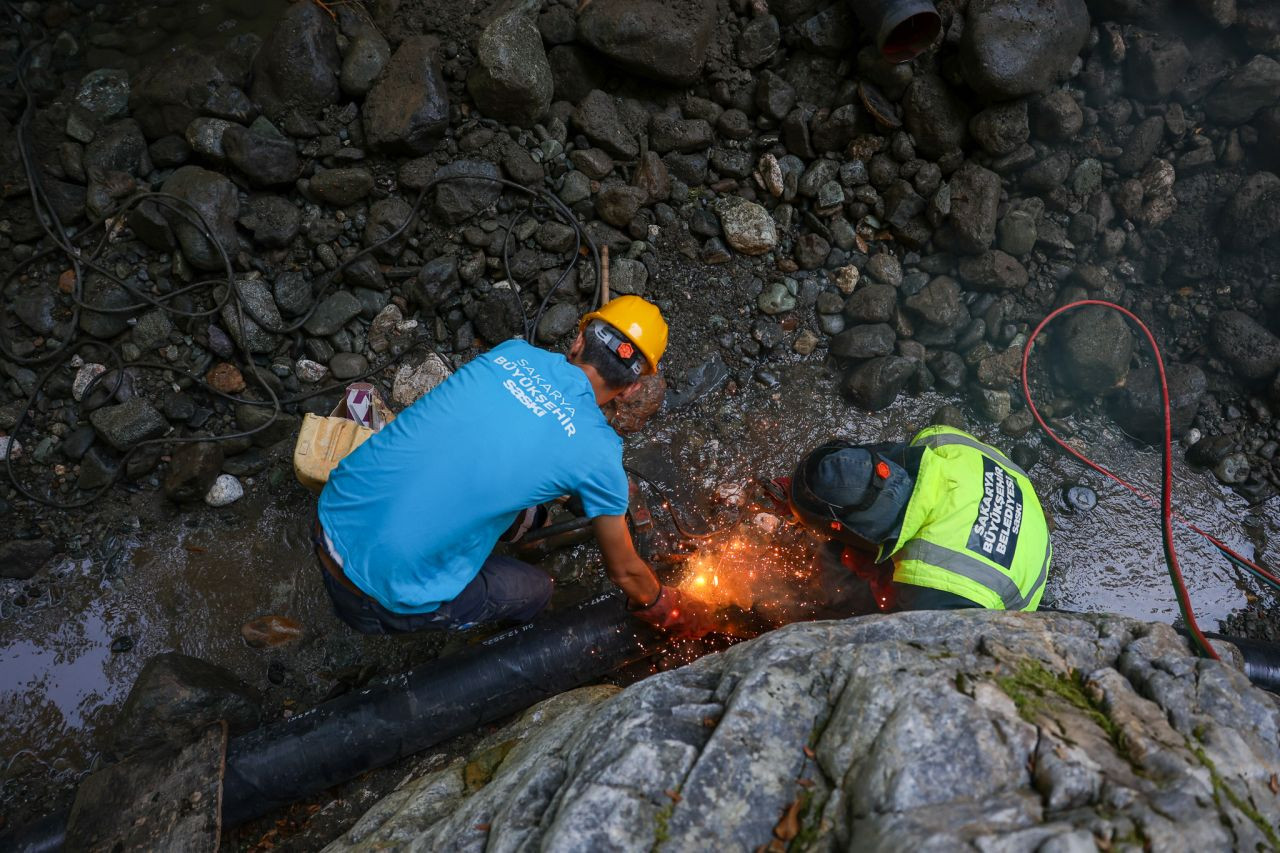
577;0;716;86
866;253;902;287
107;653;260;758
547;45;608;104
76;68;130;120
305;291;363;336
1212;311;1280;382
273;271;313;316
905;276;966;328
649;114;713;154
411;257;462;312
969;100;1029;156
738;14;780;67
84;119;149;178
468;8;553;127
715;197;777;255
89;399;169;452
296;359;328;383
536;302;579;343
940;163;1000;255
341;29;391;98
843;284;897;323
330;352;370;380
239;195;300;249
1033;90;1084;142
158;167;240;272
431;160;502;225
795;234;830;269
205;474;244;507
221;125;299;187
1115;116;1164;176
831;324;896;359
163;442;224;504
0;539;57;580
250;0;341;119
72;363;108;402
310;167;374;206
1054;305;1133;395
756;71;797;122
363;36;450;154
633;151;670;201
1220;171;1280;252
364;197;414;257
1109;362;1206;443
609;258;649;295
961;0;1090;99
1204;55;1280;126
1126;32;1191;101
998;209;1037;256
843;356;915;410
757;281;797;315
957;251;1029;292
573;90;638;158
503;145;544;186
14;290;57;336
391;353;452;408
205;362;246;394
130;45;236;139
595;185;647;227
240;616;304;649
902;73;970;159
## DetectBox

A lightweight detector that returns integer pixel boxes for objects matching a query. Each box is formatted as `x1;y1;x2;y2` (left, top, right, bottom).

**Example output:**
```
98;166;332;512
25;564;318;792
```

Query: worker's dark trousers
814;540;981;616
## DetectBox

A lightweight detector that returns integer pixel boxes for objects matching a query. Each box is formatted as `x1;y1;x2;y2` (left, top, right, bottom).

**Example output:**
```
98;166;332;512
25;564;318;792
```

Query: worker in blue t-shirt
314;296;711;637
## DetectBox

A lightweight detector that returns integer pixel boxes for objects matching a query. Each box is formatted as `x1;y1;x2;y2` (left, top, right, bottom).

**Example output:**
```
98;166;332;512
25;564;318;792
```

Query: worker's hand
630;586;716;639
759;476;792;515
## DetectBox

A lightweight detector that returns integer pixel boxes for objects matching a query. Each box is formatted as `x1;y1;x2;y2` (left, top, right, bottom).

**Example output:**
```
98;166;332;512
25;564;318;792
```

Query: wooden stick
600;244;611;305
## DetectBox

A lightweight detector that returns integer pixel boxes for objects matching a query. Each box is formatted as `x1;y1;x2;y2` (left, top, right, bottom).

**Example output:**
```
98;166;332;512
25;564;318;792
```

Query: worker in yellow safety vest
786;425;1051;614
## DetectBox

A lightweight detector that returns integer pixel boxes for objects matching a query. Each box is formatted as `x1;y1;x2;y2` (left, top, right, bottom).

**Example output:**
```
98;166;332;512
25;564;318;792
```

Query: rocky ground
1;0;1279;844
324;609;1280;852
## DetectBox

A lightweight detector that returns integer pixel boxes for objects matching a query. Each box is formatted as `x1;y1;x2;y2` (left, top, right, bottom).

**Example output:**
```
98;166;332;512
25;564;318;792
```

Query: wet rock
1215;453;1251;486
577;0;716;86
715;197;777;255
503;145;545;186
410;256;461;312
84;119;149;178
843;355;915;410
391;353;452;408
904;276;965;327
148;135;191;169
1033;90;1083;142
960;0;1090;100
548;45;608;104
957;251;1028;292
1204;55;1280;126
364;197;414;258
610;258;649;295
843;284;896;323
738;14;780;67
573;90;638;158
163;442;224;504
130;45;235;138
1054;305;1133;395
536;302;579;344
250;0;341;119
205;362;247;394
794;234;830;269
364;36;450;154
241;615;305;649
969;100;1029;156
330;352;370;380
239;195;300;249
902;73;970;159
14;290;57;336
0;540;58;580
1126;32;1191;101
595;184;647;227
310;167;375;206
222;124;300;187
650;114;713;154
469;8;553;127
273;271;313;317
633;151;670;201
1220;171;1280;251
340;27;390;98
758;281;797;315
305;291;363;336
831;324;896;359
1109;362;1206;443
939;163;1000;254
79;278;133;339
187;116;235;160
1115;115;1164;176
866;253;902;288
205;473;245;507
76;68;129;120
1212;311;1280;382
89;398;169;452
108;653;261;758
432;159;502;225
755;71;796;122
158;166;240;272
132;311;173;352
997;209;1037;256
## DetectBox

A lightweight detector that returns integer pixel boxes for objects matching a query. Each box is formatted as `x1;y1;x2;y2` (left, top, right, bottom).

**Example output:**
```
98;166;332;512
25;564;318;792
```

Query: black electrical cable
624;465;744;541
0;2;604;509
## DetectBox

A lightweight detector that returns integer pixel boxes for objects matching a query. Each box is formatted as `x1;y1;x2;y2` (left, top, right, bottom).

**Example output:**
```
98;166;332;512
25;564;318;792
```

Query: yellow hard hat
579;295;668;375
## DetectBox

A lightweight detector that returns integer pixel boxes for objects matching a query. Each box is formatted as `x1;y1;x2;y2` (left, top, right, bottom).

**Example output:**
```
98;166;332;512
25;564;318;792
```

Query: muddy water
3;360;1277;826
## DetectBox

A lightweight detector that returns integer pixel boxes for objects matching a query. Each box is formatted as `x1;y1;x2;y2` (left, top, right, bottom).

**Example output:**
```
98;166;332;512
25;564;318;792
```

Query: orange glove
630;586;716;638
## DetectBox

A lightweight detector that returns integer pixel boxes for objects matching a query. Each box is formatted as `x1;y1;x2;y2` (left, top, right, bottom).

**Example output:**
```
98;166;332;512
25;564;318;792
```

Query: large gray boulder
960;0;1091;100
1053;305;1133;395
250;0;342;119
363;37;450;155
1212;310;1280;383
577;0;716;86
1204;55;1280;126
467;8;553;127
326;611;1280;852
157;166;240;272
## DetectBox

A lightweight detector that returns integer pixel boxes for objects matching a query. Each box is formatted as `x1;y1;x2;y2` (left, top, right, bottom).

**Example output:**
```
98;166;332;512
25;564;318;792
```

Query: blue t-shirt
317;340;630;614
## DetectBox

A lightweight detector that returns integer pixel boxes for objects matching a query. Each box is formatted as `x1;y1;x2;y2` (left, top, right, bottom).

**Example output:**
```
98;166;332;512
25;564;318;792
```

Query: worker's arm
592;514;661;607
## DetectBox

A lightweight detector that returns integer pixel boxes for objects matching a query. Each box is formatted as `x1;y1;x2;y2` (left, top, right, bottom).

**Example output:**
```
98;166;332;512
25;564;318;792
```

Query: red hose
1021;299;1227;660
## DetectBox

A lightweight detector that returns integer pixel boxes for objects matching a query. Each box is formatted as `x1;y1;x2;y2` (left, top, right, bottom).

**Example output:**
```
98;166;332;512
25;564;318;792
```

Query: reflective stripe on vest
912;429;1030;480
899;539;1050;611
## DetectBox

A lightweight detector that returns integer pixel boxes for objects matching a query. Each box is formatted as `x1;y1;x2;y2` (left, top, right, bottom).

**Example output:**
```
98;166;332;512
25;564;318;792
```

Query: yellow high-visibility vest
878;425;1051;610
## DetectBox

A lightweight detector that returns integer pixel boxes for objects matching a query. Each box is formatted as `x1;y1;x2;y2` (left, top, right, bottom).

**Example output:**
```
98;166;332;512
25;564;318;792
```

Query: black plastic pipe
849;0;941;63
221;588;661;826
1206;633;1280;693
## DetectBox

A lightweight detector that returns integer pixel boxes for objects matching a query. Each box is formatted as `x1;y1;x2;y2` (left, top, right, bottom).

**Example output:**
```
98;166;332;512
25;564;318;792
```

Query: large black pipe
849;0;941;63
1206;633;1280;693
222;589;660;826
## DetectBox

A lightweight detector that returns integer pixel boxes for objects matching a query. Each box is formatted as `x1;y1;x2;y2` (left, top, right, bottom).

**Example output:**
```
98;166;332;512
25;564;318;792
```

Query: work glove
759;476;793;516
630;585;715;639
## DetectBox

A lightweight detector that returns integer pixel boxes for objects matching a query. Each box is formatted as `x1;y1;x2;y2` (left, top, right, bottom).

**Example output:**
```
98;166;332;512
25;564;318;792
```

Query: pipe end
880;11;941;63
